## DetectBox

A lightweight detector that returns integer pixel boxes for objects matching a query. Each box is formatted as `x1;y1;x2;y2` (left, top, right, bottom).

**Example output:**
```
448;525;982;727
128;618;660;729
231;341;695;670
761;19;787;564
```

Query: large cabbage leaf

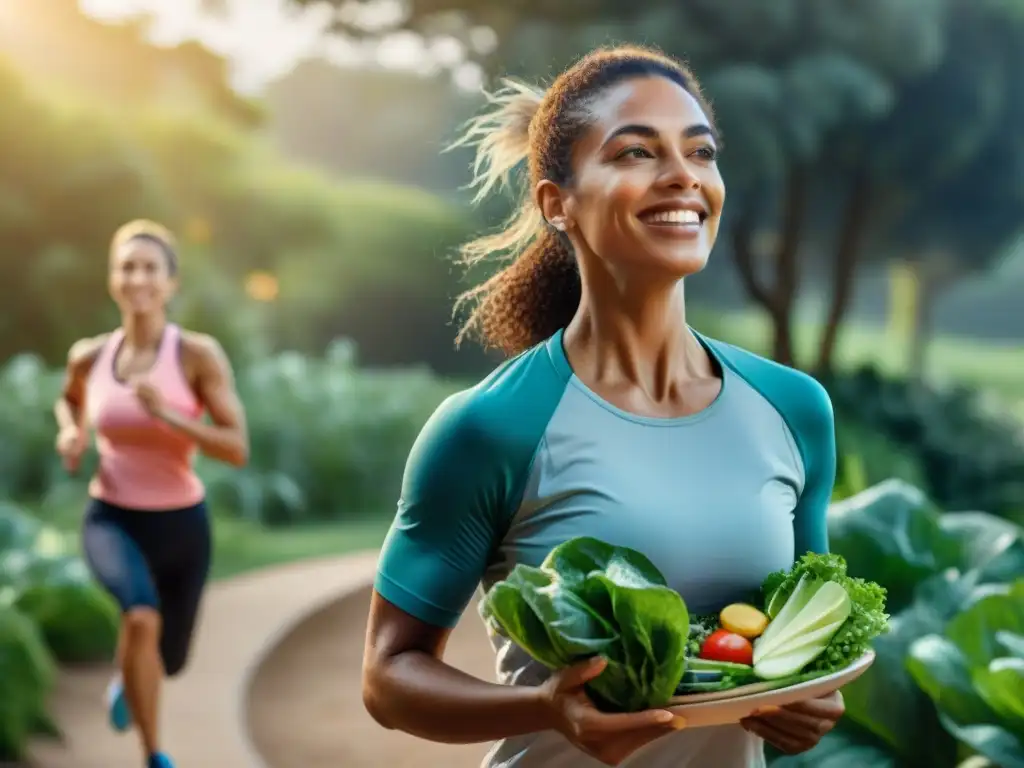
906;579;1024;768
480;536;689;712
770;480;1024;767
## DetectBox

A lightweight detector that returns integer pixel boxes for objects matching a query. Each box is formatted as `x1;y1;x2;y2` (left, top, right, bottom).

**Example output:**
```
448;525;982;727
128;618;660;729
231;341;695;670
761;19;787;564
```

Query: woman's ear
536;179;572;231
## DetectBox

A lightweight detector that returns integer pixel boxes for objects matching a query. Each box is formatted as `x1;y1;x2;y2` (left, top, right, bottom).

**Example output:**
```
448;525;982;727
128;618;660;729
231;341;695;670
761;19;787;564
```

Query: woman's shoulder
411;339;570;478
700;333;832;419
66;332;113;375
177;329;231;374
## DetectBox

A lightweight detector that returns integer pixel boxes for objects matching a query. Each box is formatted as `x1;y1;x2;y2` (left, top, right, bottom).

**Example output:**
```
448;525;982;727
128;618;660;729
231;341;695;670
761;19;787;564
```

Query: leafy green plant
0;502;120;758
0;346;460;524
770;480;1024;768
480;536;690;712
907;580;1024;767
0;604;58;762
0;506;118;664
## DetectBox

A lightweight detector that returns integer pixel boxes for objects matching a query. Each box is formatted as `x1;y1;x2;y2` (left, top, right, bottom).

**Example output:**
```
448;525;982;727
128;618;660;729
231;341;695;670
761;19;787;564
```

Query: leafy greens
481;537;889;713
480;536;689;712
759;552;890;676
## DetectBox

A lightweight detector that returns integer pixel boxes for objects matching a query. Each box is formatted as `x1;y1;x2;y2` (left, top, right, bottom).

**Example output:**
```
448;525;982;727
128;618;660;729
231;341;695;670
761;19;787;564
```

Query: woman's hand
55;424;86;473
132;378;167;419
542;657;686;766
739;690;845;755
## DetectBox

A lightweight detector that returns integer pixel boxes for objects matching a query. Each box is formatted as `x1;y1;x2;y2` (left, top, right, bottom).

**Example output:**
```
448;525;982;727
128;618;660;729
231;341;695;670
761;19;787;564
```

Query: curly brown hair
451;44;715;358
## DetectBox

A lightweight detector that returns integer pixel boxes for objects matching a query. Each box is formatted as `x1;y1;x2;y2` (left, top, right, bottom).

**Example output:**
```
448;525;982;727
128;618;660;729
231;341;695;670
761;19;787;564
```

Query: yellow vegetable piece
720;603;769;639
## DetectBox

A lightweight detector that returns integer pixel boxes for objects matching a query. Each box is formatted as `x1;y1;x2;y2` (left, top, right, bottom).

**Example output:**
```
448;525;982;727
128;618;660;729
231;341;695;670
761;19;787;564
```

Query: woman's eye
618;146;654;160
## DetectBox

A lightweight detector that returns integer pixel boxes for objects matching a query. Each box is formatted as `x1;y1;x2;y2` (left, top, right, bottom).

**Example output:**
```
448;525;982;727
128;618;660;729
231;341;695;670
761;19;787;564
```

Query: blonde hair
451;45;712;356
109;219;178;274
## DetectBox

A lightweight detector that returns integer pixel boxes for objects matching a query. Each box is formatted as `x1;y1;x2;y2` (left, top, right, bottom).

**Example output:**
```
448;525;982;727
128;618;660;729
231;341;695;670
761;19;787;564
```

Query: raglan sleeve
374;391;510;629
792;378;837;556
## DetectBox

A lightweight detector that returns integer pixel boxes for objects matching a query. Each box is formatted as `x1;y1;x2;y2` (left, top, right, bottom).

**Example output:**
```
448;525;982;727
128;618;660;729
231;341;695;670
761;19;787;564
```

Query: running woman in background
361;46;843;767
54;220;249;768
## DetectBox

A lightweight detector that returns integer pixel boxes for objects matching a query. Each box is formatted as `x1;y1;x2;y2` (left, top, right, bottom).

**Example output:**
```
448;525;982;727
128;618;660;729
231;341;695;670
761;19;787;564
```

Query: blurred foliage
0;504;114;761
295;0;1024;372
0;347;460;526
1;0;264;127
0;50;493;375
824;367;1024;522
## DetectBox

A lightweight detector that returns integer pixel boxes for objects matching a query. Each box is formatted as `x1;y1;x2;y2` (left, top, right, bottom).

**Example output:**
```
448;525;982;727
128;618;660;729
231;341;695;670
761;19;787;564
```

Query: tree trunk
731;167;808;367
908;276;934;378
906;258;960;379
816;168;871;373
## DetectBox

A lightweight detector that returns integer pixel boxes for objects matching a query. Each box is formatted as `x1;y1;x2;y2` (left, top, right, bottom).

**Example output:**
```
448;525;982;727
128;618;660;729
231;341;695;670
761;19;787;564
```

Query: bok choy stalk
753;552;889;680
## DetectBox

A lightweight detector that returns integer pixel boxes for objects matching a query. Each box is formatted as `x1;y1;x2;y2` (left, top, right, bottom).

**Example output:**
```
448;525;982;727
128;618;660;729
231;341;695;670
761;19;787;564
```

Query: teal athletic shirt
375;327;836;768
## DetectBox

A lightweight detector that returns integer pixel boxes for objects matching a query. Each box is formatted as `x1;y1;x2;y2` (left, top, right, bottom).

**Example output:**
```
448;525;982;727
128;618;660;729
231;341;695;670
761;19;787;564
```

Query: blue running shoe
148;752;175;768
106;677;132;733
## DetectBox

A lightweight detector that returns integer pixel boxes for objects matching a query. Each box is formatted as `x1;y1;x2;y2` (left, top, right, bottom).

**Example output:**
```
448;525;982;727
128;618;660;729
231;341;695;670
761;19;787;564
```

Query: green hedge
0;346;460;524
0;503;118;761
824;367;1024;523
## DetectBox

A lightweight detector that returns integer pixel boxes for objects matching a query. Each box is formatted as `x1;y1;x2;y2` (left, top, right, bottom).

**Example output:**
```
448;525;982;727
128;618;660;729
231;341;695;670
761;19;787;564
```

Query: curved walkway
246;583;494;768
28;552;383;768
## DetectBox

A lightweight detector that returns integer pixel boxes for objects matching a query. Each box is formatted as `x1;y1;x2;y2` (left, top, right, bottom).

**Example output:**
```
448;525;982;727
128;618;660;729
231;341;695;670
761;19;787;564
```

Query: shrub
824;367;1024;522
200;341;461;524
0;603;57;762
0;345;460;524
0;503;117;760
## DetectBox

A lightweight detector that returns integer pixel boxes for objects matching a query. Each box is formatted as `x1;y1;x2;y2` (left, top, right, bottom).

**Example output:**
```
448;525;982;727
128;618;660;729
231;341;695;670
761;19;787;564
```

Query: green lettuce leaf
906;579;1024;767
481;536;690;713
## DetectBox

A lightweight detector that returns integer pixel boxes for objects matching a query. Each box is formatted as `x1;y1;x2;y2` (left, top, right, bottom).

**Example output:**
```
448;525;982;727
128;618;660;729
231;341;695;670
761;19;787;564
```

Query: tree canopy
288;0;1024;369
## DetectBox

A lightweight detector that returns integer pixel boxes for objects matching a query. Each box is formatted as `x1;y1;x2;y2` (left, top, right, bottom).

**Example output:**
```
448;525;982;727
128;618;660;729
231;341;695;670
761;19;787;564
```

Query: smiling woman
360;45;839;768
52;219;250;768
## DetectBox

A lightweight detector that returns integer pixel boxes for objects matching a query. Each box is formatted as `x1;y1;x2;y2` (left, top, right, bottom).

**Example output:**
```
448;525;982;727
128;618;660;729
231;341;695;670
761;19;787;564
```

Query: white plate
665;651;875;728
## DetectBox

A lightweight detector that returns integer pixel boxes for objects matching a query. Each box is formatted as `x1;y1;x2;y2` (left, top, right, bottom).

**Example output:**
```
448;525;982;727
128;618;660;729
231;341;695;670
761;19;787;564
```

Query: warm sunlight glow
245;271;279;302
185;216;212;244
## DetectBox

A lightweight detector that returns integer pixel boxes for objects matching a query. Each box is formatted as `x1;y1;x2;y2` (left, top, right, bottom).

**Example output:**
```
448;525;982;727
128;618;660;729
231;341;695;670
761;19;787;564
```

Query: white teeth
644;209;701;224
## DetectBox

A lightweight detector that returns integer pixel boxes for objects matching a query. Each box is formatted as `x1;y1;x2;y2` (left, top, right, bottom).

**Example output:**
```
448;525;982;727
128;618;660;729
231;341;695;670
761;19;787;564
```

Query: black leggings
82;498;211;677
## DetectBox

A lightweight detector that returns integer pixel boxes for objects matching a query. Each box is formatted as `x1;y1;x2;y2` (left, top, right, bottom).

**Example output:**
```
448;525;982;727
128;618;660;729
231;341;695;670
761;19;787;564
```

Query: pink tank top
85;324;205;510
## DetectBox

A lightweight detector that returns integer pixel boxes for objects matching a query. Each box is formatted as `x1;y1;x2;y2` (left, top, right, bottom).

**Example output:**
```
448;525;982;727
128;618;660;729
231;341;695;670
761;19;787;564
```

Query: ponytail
451;80;580;356
452;46;707;358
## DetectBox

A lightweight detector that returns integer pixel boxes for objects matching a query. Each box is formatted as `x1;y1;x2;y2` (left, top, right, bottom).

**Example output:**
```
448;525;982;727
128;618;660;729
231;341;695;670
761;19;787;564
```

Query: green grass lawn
208;514;391;579
705;310;1024;416
25;494;392;581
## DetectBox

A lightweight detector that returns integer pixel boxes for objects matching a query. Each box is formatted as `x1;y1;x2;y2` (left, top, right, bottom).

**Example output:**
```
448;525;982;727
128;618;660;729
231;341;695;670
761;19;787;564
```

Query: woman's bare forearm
156;409;248;467
54;397;80;431
364;650;554;744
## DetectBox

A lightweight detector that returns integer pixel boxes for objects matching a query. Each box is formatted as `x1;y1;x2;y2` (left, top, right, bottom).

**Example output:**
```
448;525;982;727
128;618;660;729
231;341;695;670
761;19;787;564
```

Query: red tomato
699;629;754;666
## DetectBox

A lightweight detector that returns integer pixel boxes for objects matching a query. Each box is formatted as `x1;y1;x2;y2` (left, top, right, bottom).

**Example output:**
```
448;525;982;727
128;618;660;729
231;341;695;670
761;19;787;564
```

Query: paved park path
27;552;495;768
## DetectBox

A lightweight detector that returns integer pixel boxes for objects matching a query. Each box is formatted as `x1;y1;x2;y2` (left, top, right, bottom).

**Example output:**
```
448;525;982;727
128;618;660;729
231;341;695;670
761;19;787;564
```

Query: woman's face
540;75;725;281
108;237;177;315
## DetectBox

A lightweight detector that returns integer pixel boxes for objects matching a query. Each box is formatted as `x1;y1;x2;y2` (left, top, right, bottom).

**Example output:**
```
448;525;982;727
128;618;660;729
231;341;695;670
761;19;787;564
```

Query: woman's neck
121;311;167;350
564;277;713;400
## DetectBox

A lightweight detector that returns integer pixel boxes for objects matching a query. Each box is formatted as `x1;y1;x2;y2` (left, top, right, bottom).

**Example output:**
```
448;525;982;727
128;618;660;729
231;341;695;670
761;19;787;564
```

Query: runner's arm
54;335;107;430
161;334;248;467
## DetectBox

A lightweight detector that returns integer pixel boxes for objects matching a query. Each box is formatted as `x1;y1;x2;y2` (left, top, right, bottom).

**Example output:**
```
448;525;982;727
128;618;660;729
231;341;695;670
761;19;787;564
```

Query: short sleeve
374;391;514;629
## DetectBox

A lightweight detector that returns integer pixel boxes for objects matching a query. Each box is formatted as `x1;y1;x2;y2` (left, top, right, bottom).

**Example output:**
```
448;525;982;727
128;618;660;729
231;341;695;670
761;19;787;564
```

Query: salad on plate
479;536;890;713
